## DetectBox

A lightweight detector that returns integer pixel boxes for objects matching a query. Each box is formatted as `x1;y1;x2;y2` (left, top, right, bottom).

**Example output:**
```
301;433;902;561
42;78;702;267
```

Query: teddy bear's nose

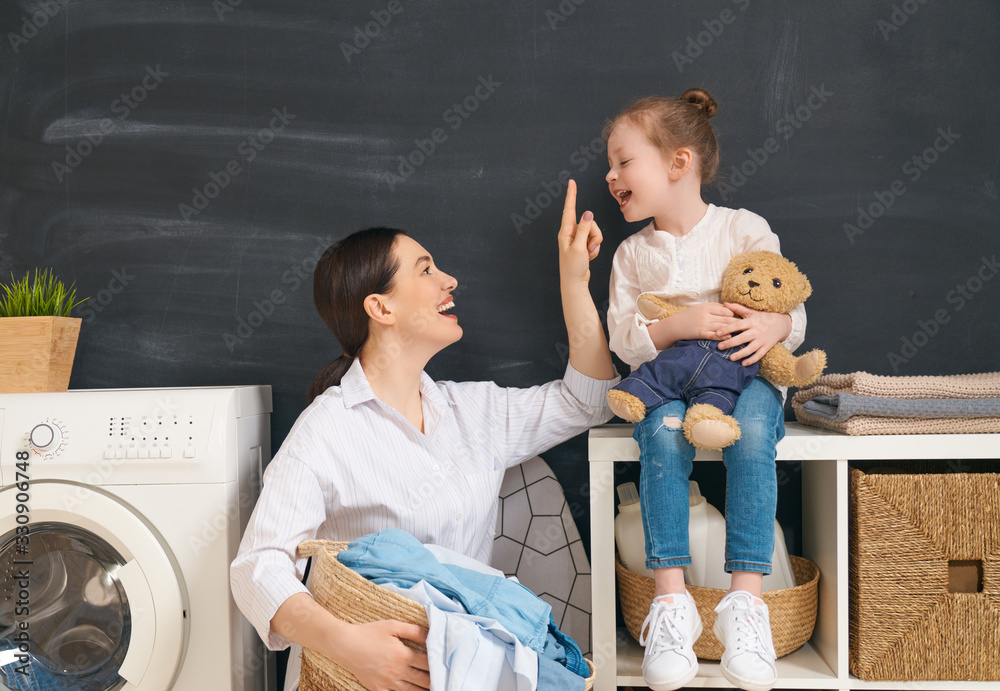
747;280;759;288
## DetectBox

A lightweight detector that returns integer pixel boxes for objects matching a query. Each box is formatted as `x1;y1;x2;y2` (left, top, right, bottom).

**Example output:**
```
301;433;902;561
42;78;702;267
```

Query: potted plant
0;268;88;393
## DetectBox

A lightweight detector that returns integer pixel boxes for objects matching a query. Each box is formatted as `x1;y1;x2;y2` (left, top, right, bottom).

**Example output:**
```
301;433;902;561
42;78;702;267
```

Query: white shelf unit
588;422;1000;691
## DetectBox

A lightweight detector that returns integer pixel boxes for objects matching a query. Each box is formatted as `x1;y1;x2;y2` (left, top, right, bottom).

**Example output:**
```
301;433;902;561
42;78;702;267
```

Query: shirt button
455;513;462;521
432;464;441;472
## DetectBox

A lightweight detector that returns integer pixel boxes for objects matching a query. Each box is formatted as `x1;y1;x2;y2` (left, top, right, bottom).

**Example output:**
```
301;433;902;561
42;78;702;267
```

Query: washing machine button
149;448;161;459
161;446;172;459
103;448;115;460
127;448;138;459
138;447;149;459
183;447;196;459
115;448;126;459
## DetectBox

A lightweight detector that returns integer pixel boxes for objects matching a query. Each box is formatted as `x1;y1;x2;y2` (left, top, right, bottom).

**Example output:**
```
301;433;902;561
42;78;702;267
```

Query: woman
230;181;620;691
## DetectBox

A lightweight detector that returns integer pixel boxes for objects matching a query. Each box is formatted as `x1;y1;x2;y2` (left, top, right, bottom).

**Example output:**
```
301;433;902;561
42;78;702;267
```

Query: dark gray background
2;0;998;612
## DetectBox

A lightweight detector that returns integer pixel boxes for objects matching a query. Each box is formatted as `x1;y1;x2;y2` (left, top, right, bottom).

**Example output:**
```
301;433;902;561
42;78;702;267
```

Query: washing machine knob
29;423;62;452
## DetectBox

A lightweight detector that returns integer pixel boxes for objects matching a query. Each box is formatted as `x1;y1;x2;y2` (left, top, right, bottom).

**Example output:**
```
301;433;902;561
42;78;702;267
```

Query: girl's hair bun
681;88;718;118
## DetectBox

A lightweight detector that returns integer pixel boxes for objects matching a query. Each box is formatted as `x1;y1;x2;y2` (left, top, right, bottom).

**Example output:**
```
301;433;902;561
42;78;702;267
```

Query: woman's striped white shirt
230;356;619;658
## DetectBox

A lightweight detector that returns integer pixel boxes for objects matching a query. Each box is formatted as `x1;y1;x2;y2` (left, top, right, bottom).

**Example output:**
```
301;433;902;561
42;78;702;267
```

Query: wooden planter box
0;316;82;392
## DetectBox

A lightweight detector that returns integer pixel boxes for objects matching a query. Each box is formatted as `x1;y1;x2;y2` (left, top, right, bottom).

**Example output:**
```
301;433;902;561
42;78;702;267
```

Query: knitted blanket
793;371;1000;400
792;371;1000;435
793;408;1000;435
800;393;1000;422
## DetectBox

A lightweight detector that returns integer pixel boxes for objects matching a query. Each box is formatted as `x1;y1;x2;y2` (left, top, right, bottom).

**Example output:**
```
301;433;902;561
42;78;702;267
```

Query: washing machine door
0;481;187;691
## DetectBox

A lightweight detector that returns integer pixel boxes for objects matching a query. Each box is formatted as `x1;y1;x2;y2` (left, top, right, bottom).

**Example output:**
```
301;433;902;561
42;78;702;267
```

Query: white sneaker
713;590;777;691
639;592;703;691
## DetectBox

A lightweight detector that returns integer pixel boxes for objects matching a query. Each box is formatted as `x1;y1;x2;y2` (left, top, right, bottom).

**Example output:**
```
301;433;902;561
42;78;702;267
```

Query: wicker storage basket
297;539;596;690
849;467;1000;681
616;553;819;660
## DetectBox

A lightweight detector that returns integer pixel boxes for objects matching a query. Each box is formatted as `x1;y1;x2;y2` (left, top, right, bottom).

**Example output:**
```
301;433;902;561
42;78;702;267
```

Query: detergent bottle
763;519;796;591
686;481;729;589
686;480;797;591
614;482;654;578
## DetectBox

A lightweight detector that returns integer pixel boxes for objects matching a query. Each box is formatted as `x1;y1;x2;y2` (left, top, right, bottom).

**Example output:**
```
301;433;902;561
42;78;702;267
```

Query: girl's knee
724;417;782;467
736;416;780;446
636;408;694;447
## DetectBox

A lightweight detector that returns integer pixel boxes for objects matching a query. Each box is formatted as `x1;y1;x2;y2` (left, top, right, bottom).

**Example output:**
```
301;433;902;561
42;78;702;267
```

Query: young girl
604;90;806;691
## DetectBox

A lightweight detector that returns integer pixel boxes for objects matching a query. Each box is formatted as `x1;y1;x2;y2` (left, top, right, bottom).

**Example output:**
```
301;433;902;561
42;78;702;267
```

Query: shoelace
727;601;777;660
639;599;693;655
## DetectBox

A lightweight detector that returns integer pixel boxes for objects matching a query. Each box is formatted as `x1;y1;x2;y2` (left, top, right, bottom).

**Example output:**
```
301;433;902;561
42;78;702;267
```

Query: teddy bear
607;250;827;450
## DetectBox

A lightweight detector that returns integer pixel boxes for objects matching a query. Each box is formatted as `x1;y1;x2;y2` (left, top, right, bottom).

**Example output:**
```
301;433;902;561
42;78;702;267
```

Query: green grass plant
0;268;88;318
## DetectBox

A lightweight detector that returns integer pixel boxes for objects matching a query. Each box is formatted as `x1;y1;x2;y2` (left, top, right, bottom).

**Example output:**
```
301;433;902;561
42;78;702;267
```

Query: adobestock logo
671;0;750;73
877;0;932;40
52;65;169;182
545;0;587;31
886;254;998;372
383;75;501;192
75;268;136;324
511;136;606;234
7;0;70;53
339;0;409;63
844;126;960;244
713;84;832;202
223;235;333;353
178;107;296;221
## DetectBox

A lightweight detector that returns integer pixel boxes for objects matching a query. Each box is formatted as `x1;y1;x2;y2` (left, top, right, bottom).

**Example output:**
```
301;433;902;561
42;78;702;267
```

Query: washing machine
0;386;275;691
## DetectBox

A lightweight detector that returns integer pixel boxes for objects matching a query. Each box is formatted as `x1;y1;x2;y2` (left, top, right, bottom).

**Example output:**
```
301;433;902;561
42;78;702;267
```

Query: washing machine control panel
12;392;220;463
29;422;65;452
20;418;70;460
102;408;201;461
0;386;270;486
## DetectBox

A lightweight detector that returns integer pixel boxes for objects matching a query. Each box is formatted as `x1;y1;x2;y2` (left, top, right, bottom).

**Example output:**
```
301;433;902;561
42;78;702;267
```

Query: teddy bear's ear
797;272;813;301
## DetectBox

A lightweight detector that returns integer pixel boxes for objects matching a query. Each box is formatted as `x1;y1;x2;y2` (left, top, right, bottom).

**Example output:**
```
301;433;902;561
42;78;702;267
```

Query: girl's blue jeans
633;376;784;575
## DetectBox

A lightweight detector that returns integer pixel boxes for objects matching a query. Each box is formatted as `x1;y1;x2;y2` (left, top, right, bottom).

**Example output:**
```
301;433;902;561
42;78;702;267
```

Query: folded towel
793;371;1000;401
792;407;1000;435
801;393;1000;422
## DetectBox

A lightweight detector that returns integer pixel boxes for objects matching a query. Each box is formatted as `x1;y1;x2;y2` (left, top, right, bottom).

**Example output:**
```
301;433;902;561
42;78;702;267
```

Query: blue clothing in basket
337;530;589;688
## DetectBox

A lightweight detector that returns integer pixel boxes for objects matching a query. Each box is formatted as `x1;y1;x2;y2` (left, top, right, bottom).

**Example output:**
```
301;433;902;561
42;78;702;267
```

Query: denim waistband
678;339;742;360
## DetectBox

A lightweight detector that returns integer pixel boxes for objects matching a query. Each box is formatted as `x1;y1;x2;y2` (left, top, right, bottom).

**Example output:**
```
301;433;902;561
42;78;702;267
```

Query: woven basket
297;539;596;690
616;553;819;660
849;467;1000;681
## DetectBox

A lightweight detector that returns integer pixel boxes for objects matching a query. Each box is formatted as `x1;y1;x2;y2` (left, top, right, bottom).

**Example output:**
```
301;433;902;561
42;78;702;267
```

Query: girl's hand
716;303;792;365
341;620;431;691
668;302;735;341
558;179;602;287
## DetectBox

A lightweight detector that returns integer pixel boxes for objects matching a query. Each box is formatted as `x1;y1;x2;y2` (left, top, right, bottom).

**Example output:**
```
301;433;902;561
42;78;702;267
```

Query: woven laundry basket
849;467;1000;681
616;553;819;660
297;540;596;690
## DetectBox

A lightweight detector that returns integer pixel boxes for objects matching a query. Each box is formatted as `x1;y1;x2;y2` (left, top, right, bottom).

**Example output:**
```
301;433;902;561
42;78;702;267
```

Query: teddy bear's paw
683;404;742;450
608;389;647;423
793;349;827;386
688;420;741;450
637;293;670;320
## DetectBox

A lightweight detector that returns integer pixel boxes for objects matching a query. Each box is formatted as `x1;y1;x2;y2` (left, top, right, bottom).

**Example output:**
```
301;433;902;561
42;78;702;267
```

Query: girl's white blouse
607;204;807;369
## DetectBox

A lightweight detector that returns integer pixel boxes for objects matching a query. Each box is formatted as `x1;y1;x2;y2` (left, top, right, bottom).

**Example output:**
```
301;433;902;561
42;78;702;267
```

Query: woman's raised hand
558;179;602;286
556;180;617;380
342;619;431;690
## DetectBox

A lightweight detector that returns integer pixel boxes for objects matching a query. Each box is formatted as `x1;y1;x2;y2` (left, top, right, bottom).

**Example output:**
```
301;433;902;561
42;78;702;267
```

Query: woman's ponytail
306;353;356;403
306;227;406;404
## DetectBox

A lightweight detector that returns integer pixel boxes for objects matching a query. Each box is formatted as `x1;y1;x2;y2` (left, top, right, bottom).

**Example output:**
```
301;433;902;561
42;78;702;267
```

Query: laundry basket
296;539;596;690
615;553;819;660
849;466;1000;680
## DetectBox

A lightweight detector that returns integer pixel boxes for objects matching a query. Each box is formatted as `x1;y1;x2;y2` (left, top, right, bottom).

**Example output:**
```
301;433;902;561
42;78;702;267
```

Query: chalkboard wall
3;0;999;613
